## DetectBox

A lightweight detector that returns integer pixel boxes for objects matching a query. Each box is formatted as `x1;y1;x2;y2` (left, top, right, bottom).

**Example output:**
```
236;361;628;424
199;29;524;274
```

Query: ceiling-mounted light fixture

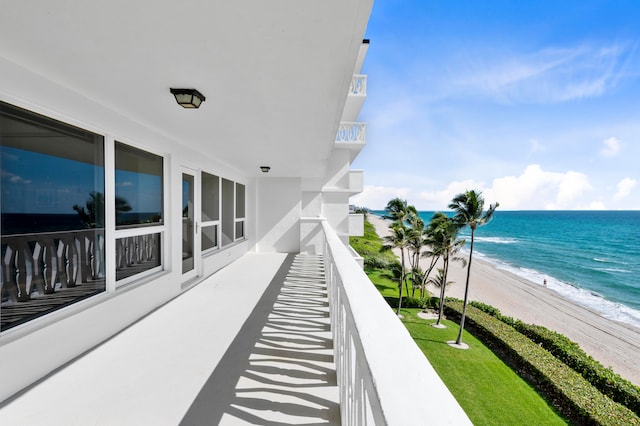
260;166;271;173
170;88;206;109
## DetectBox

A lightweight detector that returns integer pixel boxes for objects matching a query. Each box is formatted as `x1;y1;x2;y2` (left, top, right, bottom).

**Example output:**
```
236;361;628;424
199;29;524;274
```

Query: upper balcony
0;221;471;425
335;121;366;160
341;74;368;122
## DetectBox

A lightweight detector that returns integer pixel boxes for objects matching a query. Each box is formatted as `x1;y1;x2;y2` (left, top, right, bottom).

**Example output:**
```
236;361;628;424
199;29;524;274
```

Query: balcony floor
0;253;339;425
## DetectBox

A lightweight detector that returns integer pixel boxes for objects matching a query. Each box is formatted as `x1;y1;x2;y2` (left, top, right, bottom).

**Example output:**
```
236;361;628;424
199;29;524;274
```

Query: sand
368;214;640;386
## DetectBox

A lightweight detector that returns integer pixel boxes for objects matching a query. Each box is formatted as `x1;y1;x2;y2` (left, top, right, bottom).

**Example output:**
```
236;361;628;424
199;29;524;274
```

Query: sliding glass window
235;183;246;240
201;172;219;252
0;101;105;332
221;178;234;246
114;142;163;283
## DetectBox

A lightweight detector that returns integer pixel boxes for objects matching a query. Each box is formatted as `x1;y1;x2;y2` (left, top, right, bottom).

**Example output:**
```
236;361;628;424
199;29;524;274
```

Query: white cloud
416;179;481;210
350;185;412;210
529;139;545;155
5;173;32;184
614;177;636;200
457;42;633;104
600;137;621;157
475;165;593;210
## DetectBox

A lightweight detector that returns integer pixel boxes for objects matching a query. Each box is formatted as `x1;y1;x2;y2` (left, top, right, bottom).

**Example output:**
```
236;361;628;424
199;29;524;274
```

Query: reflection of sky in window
182;179;190;212
1;146;103;214
115;169;162;214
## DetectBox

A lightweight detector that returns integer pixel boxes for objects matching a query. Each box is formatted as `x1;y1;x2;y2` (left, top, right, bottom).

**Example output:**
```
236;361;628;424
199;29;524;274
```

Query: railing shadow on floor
180;253;339;426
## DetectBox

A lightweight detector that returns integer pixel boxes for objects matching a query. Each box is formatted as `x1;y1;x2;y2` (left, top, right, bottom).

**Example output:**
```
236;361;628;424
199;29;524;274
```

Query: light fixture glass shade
170;88;206;109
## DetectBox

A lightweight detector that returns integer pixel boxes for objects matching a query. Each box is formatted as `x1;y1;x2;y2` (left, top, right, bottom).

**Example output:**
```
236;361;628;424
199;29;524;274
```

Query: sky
351;0;640;211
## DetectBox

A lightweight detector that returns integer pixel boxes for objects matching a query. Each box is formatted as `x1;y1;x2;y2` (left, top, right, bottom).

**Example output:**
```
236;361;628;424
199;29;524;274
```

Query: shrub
384;296;424;309
445;301;639;425
469;301;640;416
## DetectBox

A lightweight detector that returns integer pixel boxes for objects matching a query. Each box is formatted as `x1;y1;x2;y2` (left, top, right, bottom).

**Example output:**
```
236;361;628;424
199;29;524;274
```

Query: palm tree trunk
456;228;475;344
397;249;405;315
436;254;449;325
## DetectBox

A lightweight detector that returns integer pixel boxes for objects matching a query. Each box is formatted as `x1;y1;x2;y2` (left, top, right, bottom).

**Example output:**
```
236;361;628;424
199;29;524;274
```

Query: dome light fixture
260;166;271;173
170;88;206;109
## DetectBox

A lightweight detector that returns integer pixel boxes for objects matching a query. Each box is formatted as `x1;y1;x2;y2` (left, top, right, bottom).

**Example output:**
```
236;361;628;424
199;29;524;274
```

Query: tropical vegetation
350;193;640;425
448;190;499;345
445;301;639;425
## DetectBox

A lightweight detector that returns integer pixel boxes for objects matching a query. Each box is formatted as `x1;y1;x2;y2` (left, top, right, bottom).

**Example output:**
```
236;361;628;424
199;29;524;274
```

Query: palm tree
383;198;419;297
382;221;412;316
428;268;453;313
73;191;132;228
417;212;448;300
449;190;499;346
383;197;415;223
407;212;425;297
428;214;466;327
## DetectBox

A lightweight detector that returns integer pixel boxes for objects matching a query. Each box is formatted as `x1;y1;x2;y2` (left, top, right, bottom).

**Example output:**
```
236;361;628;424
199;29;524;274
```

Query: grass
350;219;398;267
400;309;567;425
367;267;566;423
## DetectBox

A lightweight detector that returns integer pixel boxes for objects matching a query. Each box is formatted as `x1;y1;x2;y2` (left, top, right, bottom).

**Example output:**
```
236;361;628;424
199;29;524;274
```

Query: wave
475;236;518;244
593;257;611;263
594;267;632;274
479;256;640;328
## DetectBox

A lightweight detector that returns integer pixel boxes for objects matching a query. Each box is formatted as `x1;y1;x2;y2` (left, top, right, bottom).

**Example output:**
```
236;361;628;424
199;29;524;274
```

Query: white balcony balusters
321;220;471;425
1;230;105;303
336;122;366;143
349;75;367;96
1;229;161;331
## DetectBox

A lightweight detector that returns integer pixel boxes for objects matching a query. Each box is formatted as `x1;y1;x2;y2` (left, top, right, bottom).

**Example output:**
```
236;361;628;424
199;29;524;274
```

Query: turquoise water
374;210;640;327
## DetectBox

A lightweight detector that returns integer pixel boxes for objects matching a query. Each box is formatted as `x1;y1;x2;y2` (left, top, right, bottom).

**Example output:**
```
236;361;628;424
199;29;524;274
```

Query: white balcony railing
321;221;471;425
349;74;367;96
336;122;366;143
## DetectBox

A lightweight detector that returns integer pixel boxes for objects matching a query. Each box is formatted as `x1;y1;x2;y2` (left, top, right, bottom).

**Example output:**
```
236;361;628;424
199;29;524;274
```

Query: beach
368;214;640;386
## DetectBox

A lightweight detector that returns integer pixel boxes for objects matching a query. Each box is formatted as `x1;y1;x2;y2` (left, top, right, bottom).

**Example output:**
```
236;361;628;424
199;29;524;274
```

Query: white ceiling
0;0;372;178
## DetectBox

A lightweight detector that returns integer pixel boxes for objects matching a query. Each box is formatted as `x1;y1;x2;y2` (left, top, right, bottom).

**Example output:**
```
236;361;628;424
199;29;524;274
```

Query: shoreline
368;214;640;386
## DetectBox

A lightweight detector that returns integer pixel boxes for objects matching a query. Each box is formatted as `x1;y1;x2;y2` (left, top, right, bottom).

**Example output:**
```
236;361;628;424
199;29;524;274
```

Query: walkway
0;253;339;425
181;253;339;425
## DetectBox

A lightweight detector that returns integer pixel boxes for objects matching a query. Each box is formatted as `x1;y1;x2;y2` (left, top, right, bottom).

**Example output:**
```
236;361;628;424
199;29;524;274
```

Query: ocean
373;210;640;328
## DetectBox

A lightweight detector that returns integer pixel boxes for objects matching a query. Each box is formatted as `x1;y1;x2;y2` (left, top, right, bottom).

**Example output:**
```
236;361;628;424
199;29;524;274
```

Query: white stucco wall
323;191;350;237
255;178;301;253
0;58;253;402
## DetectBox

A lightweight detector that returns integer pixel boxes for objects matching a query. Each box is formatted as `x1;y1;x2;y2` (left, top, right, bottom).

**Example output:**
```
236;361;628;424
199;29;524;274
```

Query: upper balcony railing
336;122;366;144
349;74;367;96
321;220;471;425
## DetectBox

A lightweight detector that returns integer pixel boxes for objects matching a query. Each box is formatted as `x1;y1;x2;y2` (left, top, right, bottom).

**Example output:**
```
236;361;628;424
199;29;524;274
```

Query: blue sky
352;0;640;210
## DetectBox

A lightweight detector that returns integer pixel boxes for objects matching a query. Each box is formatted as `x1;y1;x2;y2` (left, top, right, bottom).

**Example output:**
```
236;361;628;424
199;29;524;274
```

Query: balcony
349;169;364;195
0;222;469;424
342;75;367;122
336;122;366;144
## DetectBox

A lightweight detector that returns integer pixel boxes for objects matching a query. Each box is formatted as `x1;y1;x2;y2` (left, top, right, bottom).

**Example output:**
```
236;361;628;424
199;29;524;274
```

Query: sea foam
478;252;640;328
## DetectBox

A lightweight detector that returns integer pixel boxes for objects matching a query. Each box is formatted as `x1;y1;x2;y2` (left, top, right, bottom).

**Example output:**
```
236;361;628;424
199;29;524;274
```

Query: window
221;178;234;246
235;183;245;240
0;101;105;331
201;172;220;251
114;142;163;282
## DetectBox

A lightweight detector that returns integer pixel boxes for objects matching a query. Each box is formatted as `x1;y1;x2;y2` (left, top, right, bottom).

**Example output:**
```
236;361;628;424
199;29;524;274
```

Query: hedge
469;301;640;416
445;301;640;425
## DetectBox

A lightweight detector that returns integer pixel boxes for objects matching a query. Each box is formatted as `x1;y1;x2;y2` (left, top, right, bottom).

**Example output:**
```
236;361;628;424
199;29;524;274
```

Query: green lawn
400;309;567;425
367;267;567;425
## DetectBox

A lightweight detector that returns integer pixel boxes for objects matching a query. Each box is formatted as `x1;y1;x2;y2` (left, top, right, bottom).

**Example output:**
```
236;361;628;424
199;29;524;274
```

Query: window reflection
0;101;105;331
114;142;163;228
114;142;164;282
